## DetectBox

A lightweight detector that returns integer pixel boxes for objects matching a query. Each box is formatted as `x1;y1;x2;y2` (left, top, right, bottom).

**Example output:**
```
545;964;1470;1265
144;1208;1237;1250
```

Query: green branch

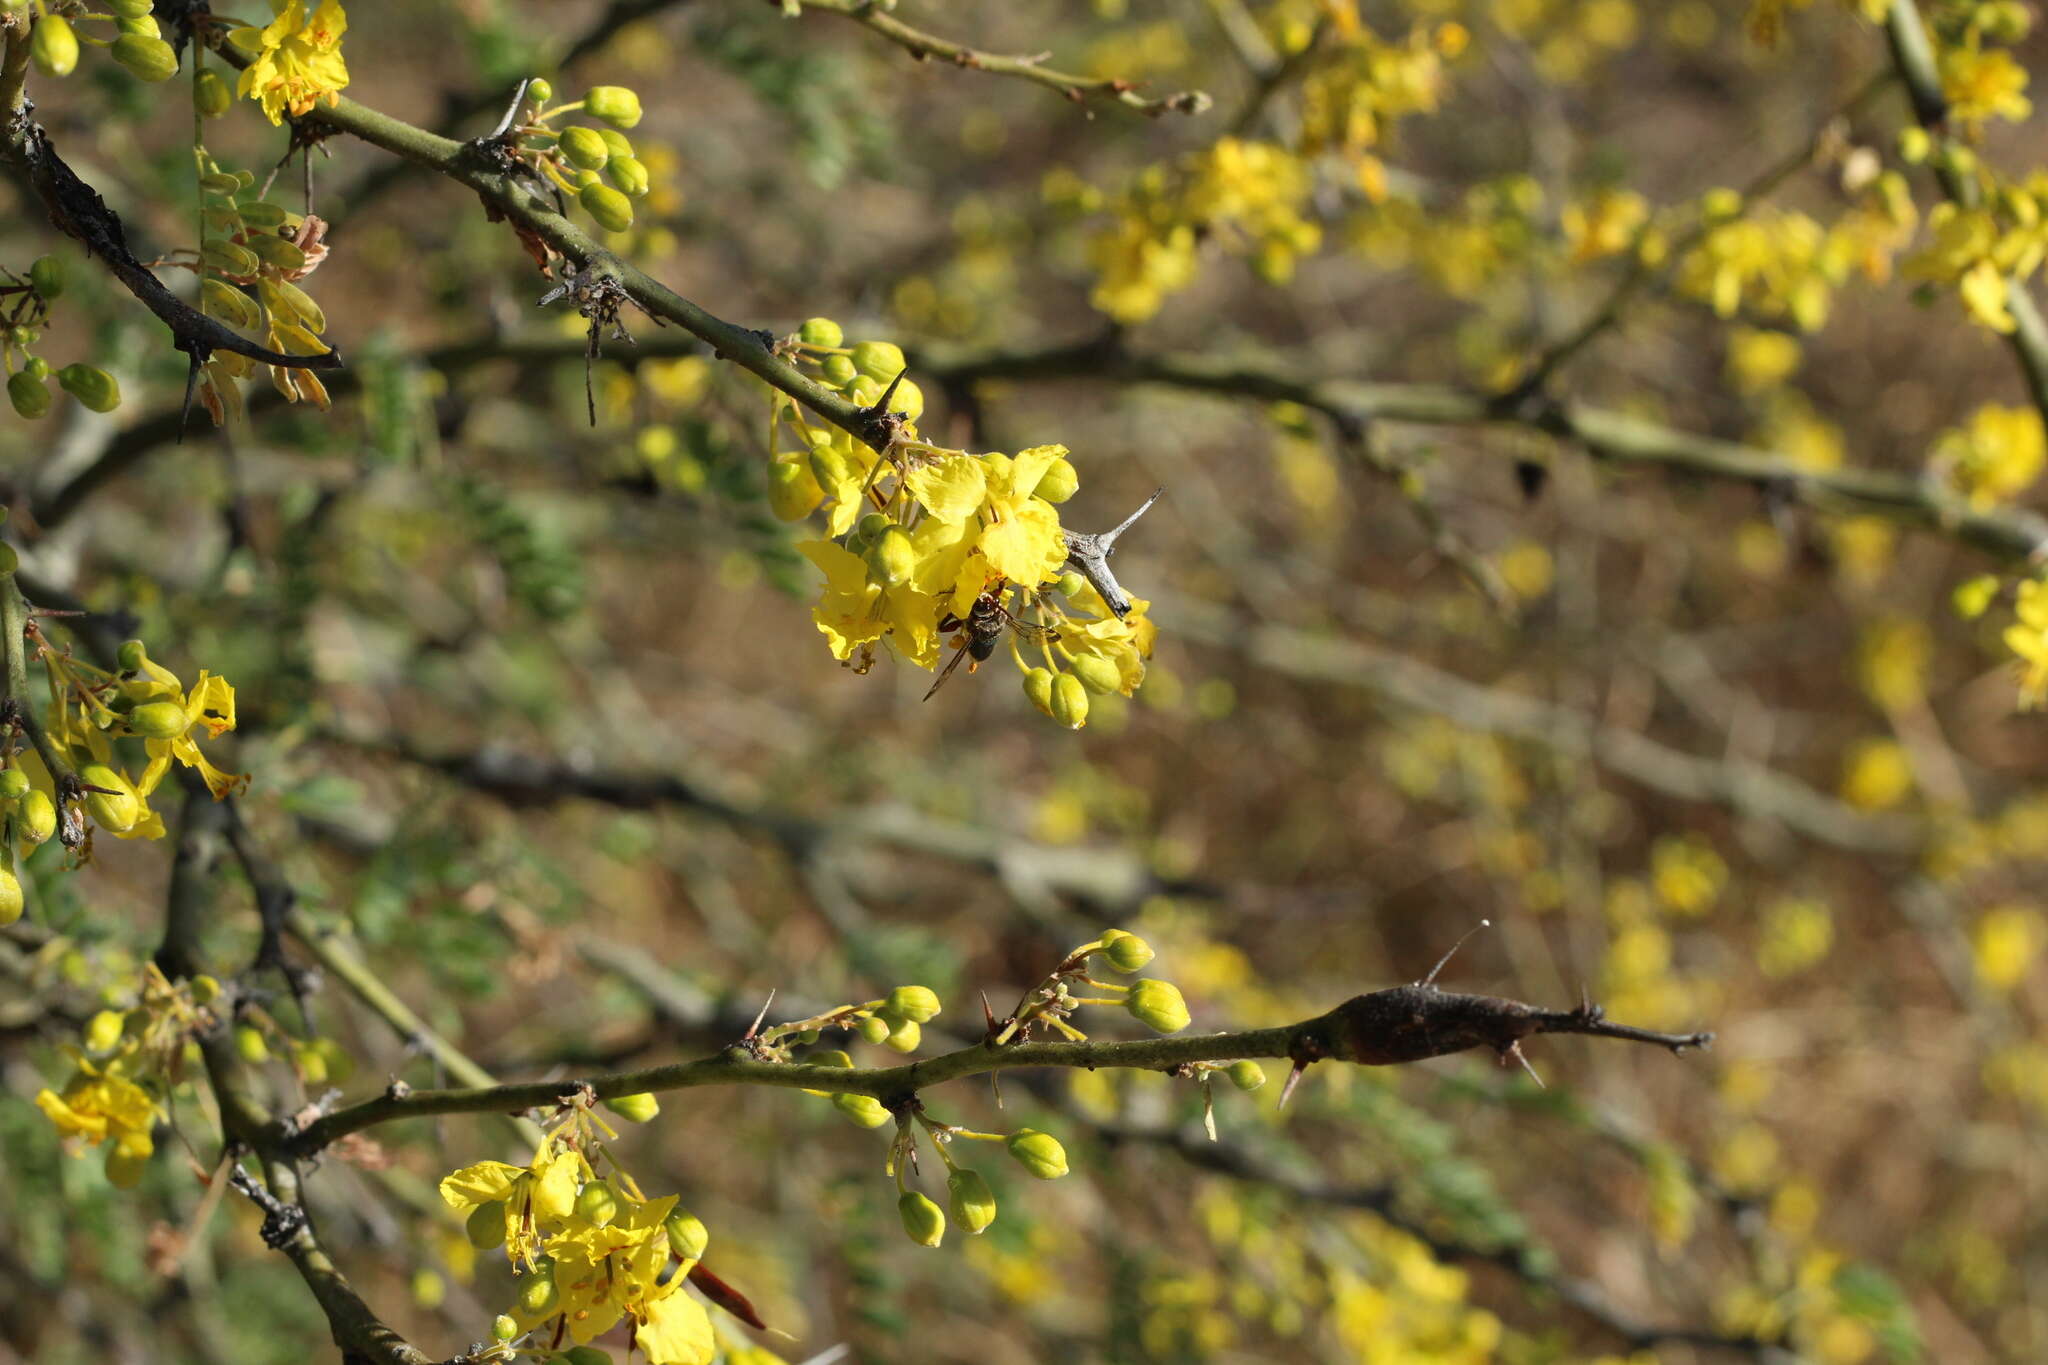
789;0;1210;117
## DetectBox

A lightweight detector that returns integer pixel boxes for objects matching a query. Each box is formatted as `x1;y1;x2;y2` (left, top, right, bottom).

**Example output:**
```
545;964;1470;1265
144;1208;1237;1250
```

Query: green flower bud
1069;654;1123;696
767;456;823;522
579;182;635;232
583;85;643;128
17;789;55;846
1225;1060;1267;1091
466;1200;506;1249
855;1014;890;1045
1051;673;1089;730
235;1022;270;1063
946;1168;997;1235
1057;571;1087;598
663;1209;709;1260
815;1049;854;1068
597;128;634;159
0;768;27;800
820;353;858;387
558;125;611;171
527;77;554;104
795;1027;822;1045
897;1190;945;1247
851;340;906;382
1125;979;1190;1034
882;1016;920;1054
190;973;221;1005
116;15;159;36
517;1262;559;1315
298;1040;330;1084
1023;667;1055;717
574;1181;619;1227
800;317;843;348
1032;457;1079;503
79;764;139;832
808;440;855;493
607;155;651;197
832;1092;890;1128
28;255;64;299
126;701;186;738
86;1008;127;1053
492;1315;518;1344
111;33;179;82
865;527;917;586
1005;1128;1068;1180
603;1091;660;1123
561;1348;612;1365
23;356;48;381
195;68;232;117
308;1036;353;1082
0;867;20;928
118;640;148;672
31;15;79;78
885;985;941;1023
1098;929;1154;973
105;1143;149;1188
8;371;51;420
111;0;157;18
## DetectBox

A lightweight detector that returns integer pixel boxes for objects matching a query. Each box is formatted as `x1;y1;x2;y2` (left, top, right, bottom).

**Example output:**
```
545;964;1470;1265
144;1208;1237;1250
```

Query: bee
923;588;1060;701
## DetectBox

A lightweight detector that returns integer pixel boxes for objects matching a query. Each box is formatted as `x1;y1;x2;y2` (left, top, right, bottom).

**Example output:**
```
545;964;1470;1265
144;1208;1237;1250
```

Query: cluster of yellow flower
441;1106;718;1365
767;319;1153;727
1676;180;1914;333
229;0;351;125
1928;402;2045;509
34;964;220;1187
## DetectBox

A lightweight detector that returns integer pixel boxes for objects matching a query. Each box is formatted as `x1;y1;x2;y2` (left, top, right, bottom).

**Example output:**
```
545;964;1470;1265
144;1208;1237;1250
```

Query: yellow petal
438;1160;525;1210
906;455;989;522
978;497;1068;586
636;1288;715;1365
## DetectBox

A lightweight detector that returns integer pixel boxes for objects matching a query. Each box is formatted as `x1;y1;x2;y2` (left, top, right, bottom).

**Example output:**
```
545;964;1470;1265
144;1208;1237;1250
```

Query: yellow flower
229;0;350;126
439;1146;586;1268
1931;403;2045;509
36;1052;158;1158
1971;904;2043;990
547;1194;713;1362
1942;40;2032;133
133;671;248;800
976;446;1071;590
2004;579;2048;709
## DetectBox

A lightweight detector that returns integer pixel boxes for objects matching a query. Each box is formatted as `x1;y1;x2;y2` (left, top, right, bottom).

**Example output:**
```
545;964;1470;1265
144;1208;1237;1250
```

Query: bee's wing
922;637;972;702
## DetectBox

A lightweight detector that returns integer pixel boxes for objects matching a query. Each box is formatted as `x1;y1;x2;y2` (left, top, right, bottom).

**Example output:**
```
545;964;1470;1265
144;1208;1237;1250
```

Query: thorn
1277;1059;1309;1109
990;1071;1005;1110
870;367;907;415
743;990;776;1041
1503;1040;1544;1089
1419;919;1491;989
979;990;999;1039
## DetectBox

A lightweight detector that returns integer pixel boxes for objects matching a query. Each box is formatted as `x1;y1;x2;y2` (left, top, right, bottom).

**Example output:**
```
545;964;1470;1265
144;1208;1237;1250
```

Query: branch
786;0;1211;118
290;982;1705;1153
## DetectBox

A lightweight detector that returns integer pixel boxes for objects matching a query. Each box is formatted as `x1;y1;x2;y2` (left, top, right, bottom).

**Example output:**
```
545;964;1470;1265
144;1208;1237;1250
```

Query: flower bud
1023;667;1055;717
833;1092;890;1127
851;340;905;383
597;128;634;159
808;440;855;494
106;1143;149;1188
1032;457;1079;503
897;1190;945;1247
1005;1128;1068;1180
517;1262;559;1315
1057;571;1086;598
1050;673;1089;729
116;15;160;37
297;1041;327;1084
820;353;858;387
31;15;79;78
885;985;941;1023
190;973;221;1004
111;0;157;17
466;1200;507;1249
1098;929;1153;973
235;1022;270;1063
800;317;843;348
794;1027;820;1045
492;1315;518;1344
79;764;139;832
1225;1060;1267;1091
816;1049;854;1068
195;69;232;117
855;1014;890;1045
602;1091;660;1123
1125;979;1190;1034
558;125;611;171
0;768;27;801
946;1168;997;1235
118;639;149;672
8;371;50;420
527;77;554;104
57;363;121;413
0;867;20;927
574;1181;619;1227
583;85;643;128
85;1009;126;1053
28;255;64;300
607;155;651;197
23;356;47;380
767;455;823;522
111;33;179;82
663;1209;709;1260
882;1016;920;1054
127;700;187;738
17;789;55;846
865;527;917;586
1069;654;1122;696
561;1348;611;1365
579;183;635;232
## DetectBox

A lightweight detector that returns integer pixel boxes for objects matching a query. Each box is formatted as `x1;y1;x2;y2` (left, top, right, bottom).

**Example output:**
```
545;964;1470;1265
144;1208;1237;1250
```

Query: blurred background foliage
3;1;2047;1363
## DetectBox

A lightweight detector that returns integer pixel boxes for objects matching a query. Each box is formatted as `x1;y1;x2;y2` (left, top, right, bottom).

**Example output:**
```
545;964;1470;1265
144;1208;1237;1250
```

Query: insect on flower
923;588;1059;702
